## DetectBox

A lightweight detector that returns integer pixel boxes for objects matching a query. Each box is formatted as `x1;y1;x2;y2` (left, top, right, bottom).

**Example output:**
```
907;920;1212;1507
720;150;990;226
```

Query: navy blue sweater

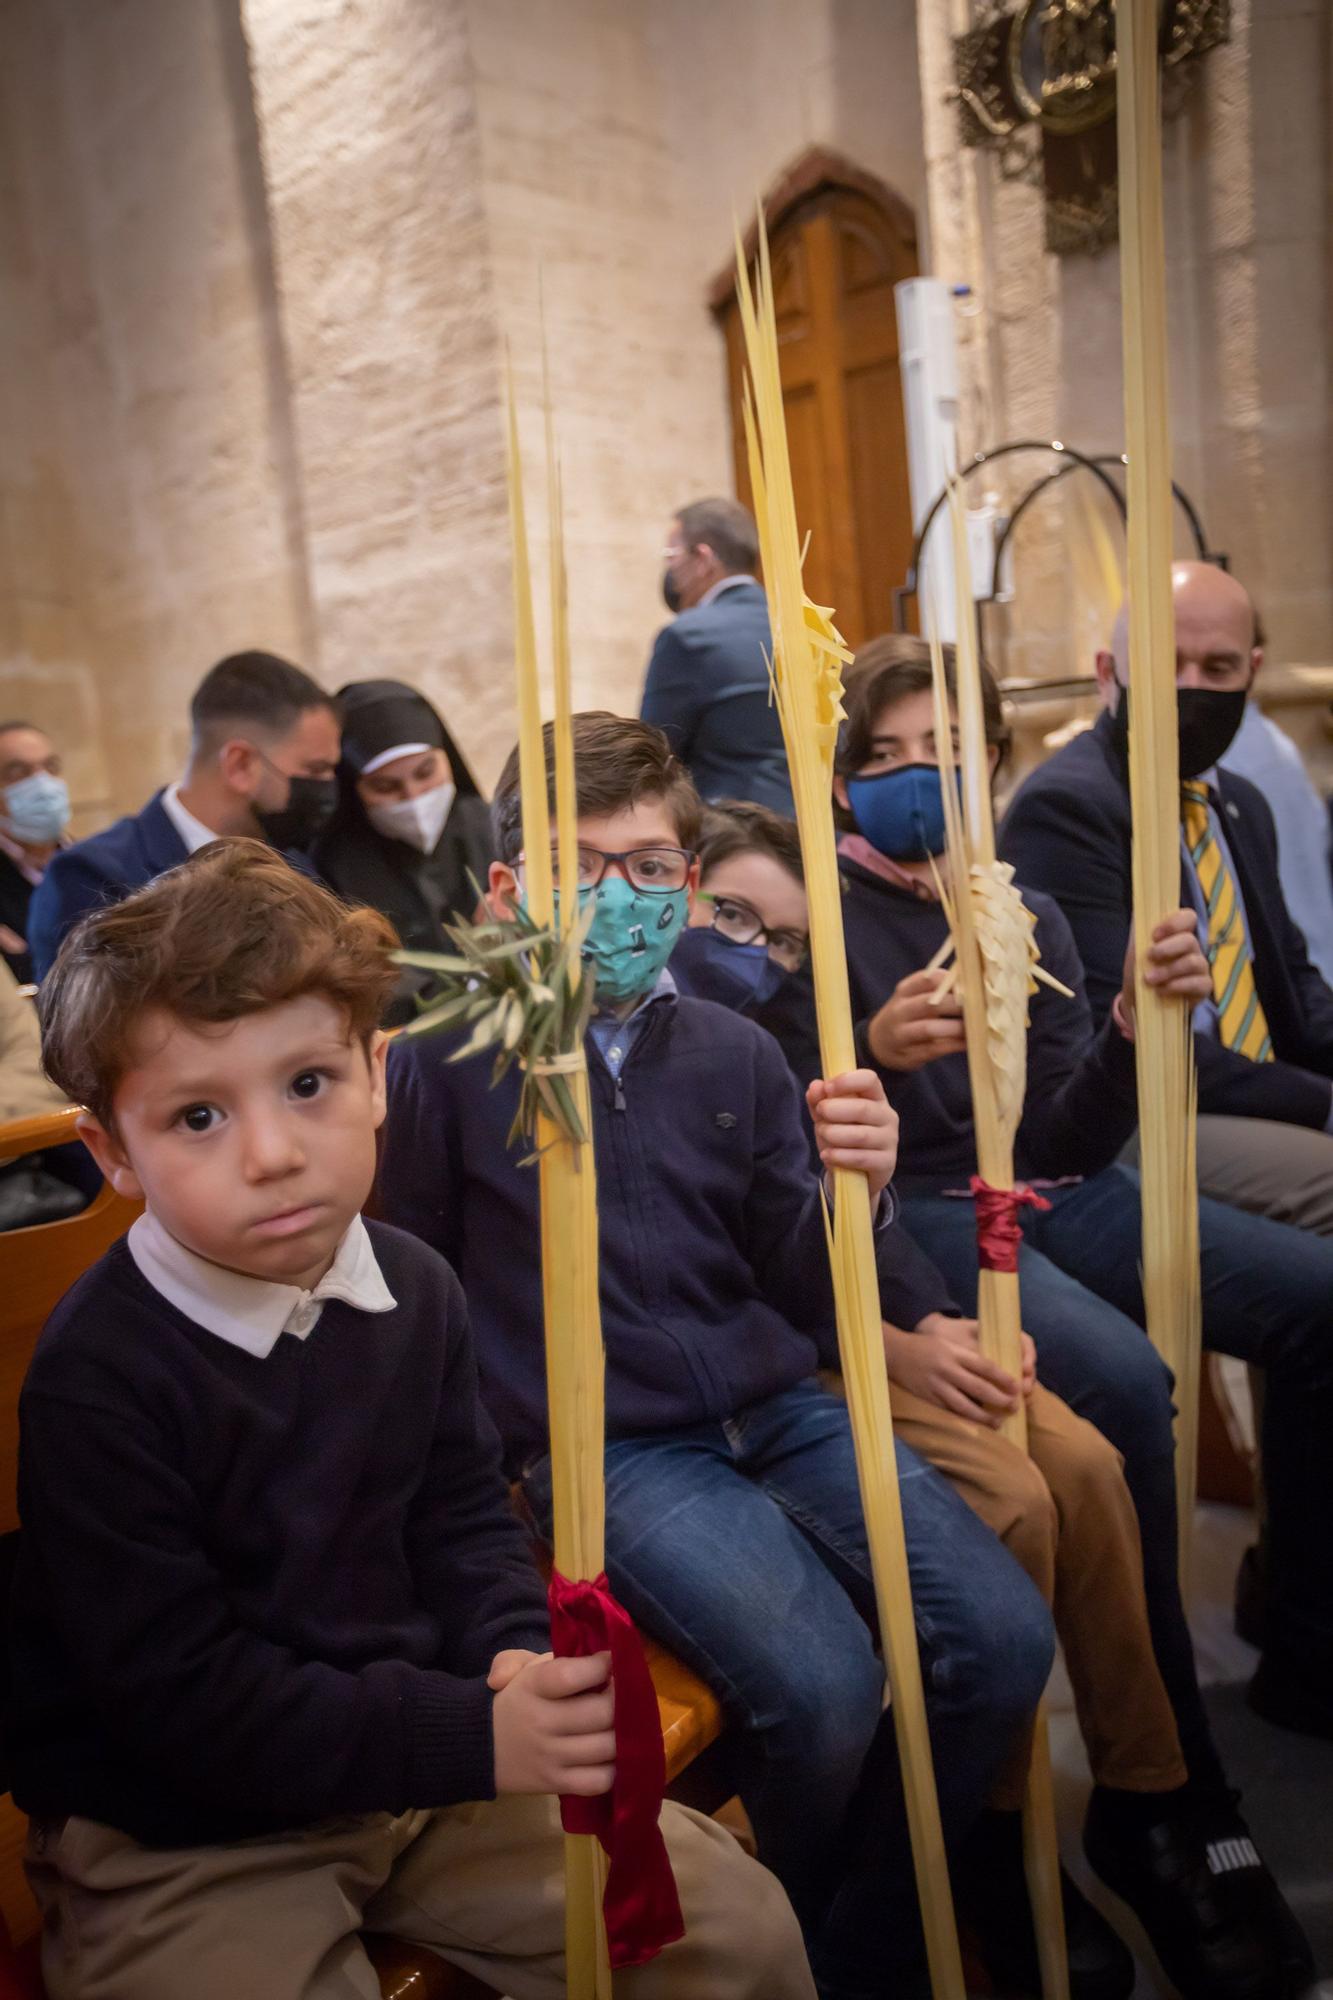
10;1224;550;1846
759;860;1140;1191
379;992;955;1472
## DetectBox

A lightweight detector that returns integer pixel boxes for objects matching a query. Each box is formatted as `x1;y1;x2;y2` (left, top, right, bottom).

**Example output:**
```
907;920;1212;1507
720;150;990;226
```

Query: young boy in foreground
380;714;1057;2000
13;841;814;2000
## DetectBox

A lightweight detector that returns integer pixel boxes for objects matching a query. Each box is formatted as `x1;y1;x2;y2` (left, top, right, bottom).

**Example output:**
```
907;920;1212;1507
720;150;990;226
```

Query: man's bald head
1098;562;1261;709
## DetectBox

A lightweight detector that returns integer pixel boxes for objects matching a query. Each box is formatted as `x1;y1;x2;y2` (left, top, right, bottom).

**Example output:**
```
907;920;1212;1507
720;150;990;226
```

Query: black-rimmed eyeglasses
697;892;809;971
519;845;695;895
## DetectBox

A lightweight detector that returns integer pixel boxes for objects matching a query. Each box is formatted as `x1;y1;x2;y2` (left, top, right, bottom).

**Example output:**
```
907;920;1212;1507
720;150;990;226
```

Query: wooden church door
716;167;919;651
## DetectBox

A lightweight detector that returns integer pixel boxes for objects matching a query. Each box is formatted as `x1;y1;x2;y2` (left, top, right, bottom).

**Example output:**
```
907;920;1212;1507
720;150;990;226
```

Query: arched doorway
711;150;919;651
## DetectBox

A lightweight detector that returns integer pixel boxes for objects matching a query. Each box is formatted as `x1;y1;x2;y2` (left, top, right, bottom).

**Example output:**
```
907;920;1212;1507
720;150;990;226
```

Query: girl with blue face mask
837;693;965;865
830;663;991;1071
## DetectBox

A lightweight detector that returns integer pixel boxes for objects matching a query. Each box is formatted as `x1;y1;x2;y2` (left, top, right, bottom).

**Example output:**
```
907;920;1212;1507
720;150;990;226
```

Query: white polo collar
128;1209;397;1358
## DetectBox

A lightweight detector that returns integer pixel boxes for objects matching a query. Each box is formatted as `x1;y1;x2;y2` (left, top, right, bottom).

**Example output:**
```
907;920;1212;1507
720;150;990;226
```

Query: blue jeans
901;1163;1333;1788
524;1380;1053;1991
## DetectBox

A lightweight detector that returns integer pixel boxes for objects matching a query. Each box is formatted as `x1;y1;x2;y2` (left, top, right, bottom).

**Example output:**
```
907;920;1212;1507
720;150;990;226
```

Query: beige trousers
1193;1112;1333;1237
26;1795;816;2000
892;1382;1187;1810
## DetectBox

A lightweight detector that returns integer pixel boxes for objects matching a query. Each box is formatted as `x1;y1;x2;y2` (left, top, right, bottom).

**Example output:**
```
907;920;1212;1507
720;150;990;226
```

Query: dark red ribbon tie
548;1569;685;1968
970;1175;1050;1273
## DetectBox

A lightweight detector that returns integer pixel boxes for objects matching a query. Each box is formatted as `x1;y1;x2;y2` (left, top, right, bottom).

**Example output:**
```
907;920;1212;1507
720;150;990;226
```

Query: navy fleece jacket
379;991;956;1471
758;859;1140;1192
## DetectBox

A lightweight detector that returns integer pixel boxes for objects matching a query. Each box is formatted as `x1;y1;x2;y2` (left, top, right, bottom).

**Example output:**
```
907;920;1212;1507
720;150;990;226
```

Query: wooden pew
0;1108;144;1990
0;1109;725;1998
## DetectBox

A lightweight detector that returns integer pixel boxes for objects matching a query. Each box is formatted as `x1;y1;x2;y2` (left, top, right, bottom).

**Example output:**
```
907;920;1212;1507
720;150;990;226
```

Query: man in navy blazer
640;497;792;814
29;653;340;979
1001;563;1333;1236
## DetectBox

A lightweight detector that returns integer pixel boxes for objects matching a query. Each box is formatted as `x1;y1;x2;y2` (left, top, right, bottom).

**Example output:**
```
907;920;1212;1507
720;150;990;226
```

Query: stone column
241;0;514;779
0;0;314;818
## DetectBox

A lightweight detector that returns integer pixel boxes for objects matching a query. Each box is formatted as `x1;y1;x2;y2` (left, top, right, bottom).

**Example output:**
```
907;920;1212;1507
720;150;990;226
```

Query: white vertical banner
895;277;960;637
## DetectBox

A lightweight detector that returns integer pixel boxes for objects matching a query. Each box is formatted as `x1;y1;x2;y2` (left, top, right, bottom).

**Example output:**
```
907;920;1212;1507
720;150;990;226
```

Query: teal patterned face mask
573;874;688;1003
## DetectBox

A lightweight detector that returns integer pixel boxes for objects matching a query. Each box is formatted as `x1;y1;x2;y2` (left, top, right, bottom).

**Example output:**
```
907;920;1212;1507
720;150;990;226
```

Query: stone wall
464;0;927;758
1;0;1326;823
0;0;930;807
0;0;312;826
241;0;513;779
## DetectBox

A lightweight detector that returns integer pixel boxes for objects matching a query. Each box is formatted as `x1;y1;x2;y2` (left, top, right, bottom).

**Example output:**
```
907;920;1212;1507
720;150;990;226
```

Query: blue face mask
2;770;70;846
670;923;788;1015
845;763;955;862
567;874;688;1004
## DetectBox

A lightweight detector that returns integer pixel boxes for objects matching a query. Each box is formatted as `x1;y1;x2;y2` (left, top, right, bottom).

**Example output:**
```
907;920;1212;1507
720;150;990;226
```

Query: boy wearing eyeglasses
379;711;1056;2000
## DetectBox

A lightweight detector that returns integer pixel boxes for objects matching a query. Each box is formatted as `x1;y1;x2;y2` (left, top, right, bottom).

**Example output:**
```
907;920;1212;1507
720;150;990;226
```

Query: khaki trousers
1123;1114;1333;1236
1193;1113;1333;1237
892;1382;1187;1810
26;1795;816;2000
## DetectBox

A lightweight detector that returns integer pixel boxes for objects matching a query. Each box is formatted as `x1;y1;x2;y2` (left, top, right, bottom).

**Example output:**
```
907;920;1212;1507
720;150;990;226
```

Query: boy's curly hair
39;839;399;1127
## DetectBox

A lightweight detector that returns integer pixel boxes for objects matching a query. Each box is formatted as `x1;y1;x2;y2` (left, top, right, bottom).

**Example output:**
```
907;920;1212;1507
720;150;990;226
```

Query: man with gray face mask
640;497;793;814
0;720;71;985
1001;562;1333;1239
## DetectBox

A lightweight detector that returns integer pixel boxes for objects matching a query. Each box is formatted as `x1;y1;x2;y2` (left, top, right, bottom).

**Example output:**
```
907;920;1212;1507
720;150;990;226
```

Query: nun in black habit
313;679;495;1024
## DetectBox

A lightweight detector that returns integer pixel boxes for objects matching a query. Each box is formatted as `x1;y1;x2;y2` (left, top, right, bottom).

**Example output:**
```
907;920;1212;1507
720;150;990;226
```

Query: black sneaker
1084;1789;1312;1999
1192;1805;1315;2000
958;1810;1134;2000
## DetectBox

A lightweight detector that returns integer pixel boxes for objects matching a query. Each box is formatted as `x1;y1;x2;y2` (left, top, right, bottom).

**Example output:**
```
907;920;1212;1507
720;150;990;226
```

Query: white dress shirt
128;1209;397;1358
160;782;225;858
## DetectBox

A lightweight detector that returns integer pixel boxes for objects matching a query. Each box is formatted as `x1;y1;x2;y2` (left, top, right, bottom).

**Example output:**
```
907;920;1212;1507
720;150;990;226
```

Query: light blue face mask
577;874;688;1003
2;770;70;845
521;874;689;1004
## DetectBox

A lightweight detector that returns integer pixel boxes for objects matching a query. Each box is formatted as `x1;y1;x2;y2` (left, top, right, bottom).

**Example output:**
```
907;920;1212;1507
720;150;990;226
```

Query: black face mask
255;774;339;851
1109;681;1249;781
661;568;684;614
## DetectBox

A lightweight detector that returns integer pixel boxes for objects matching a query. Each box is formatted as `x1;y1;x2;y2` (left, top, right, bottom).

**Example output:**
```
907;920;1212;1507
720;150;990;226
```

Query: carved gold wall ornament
953;0;1230;254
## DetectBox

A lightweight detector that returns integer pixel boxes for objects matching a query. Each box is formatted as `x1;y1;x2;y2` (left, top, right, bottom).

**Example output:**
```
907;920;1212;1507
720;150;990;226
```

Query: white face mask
365;780;456;855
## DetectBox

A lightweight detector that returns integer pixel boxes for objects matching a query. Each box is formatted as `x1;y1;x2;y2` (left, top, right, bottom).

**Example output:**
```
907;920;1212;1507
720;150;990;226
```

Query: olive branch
395;896;596;1154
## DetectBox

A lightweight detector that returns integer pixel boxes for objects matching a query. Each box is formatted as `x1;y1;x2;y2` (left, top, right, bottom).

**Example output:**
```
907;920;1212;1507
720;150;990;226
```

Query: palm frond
395;899;595;1149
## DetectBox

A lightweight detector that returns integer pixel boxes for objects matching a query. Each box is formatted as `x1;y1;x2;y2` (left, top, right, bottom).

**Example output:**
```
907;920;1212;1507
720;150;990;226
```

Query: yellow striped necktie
1180;779;1273;1063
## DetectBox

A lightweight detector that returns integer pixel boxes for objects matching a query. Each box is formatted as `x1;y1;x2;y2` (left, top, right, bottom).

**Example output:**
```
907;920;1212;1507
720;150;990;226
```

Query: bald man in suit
1002;563;1333;1237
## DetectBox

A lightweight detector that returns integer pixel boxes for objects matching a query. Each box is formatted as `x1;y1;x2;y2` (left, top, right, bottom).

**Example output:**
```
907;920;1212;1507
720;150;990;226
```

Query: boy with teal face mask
380;710;1060;2000
550;867;690;1005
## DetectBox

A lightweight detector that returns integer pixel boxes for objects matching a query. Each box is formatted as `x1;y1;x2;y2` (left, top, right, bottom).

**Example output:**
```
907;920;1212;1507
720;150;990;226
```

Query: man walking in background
641;497;792;813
